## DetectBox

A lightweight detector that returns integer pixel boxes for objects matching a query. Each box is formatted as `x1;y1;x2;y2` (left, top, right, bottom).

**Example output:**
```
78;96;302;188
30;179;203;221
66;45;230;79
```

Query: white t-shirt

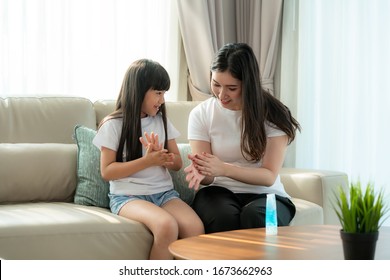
93;114;180;195
188;97;290;198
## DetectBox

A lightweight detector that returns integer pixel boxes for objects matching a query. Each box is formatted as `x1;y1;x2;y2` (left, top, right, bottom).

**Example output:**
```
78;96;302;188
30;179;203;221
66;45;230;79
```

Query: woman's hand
184;154;205;190
191;152;225;177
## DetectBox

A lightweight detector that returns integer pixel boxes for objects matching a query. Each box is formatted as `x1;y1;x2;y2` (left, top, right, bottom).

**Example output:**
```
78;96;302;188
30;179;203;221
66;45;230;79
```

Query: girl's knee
184;217;205;237
194;218;205;235
153;215;179;243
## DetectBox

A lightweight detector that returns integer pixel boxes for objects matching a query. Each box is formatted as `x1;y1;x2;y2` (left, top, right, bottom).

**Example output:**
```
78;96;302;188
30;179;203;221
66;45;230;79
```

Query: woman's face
141;88;165;118
211;71;242;110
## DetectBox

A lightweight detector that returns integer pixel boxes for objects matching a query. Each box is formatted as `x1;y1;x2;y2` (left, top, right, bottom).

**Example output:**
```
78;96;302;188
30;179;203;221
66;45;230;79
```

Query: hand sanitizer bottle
266;193;278;235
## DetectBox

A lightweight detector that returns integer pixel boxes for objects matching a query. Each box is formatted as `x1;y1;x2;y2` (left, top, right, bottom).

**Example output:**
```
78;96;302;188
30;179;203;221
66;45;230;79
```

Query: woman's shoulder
264;121;286;137
192;97;216;113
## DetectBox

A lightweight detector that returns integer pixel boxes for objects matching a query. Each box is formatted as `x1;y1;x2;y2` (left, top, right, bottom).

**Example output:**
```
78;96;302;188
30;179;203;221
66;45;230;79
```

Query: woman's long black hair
210;43;301;161
100;59;170;162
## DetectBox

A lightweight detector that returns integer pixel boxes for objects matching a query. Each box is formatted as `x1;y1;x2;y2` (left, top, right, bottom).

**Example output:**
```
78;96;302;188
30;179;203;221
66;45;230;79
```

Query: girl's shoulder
99;117;123;131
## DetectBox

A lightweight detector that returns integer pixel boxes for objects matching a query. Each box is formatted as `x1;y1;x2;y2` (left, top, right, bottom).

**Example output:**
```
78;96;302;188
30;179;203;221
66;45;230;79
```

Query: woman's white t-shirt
93;114;180;196
188;97;290;198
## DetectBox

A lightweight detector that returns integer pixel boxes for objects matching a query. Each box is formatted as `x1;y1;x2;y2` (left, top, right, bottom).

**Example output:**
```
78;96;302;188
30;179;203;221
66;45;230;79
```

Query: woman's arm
192;135;288;186
188;140;215;186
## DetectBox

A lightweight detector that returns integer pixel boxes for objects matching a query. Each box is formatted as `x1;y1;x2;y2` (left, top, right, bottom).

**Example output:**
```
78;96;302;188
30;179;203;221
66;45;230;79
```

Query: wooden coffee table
169;225;390;259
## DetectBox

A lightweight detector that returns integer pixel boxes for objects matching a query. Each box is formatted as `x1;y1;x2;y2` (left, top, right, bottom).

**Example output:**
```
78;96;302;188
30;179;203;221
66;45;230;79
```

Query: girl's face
211;71;242;110
141;89;165;118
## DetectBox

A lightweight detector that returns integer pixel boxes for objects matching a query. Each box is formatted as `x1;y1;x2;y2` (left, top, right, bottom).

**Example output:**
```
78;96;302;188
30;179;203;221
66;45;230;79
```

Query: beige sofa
0;96;349;260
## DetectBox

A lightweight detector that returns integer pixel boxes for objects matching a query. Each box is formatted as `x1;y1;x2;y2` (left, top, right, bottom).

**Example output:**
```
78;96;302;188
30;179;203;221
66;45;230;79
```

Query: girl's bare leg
162;198;204;238
119;200;179;260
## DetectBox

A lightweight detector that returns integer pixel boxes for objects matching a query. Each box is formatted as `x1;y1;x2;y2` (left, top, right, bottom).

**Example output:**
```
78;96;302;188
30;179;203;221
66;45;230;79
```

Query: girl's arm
99;143;175;181
165;138;182;171
191;135;288;187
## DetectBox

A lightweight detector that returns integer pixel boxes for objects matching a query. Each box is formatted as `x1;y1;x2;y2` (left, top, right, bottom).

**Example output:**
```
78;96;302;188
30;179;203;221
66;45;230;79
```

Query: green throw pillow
169;143;195;205
73;125;110;208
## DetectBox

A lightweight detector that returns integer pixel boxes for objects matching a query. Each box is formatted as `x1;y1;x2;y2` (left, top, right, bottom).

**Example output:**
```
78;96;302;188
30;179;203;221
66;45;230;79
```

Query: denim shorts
109;189;180;215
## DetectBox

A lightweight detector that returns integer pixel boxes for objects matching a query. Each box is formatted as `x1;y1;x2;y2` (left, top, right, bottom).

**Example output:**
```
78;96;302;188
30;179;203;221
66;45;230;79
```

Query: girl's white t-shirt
188;97;290;198
93;114;180;195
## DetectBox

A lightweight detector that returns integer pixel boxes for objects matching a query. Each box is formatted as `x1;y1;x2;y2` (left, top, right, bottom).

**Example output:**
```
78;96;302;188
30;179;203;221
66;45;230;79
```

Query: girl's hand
144;143;175;167
139;132;163;151
140;132;177;168
191;152;225;177
184;154;205;190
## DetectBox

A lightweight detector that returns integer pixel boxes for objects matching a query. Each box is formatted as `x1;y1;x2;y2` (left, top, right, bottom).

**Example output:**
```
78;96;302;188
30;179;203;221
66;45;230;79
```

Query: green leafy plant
333;181;389;233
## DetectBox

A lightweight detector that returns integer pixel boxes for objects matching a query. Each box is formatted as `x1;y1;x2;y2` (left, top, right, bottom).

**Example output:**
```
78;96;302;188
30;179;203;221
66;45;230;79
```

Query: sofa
0;96;349;260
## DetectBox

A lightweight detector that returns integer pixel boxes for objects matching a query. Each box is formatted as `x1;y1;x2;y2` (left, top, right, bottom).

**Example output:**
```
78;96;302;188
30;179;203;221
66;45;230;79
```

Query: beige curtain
236;0;283;95
177;0;284;100
279;0;298;167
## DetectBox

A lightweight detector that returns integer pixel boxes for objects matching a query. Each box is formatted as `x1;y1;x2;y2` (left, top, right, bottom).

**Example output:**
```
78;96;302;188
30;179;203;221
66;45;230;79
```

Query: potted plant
333;181;388;260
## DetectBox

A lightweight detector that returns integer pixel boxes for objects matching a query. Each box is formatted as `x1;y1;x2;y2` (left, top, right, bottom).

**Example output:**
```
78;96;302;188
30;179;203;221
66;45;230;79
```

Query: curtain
282;0;390;226
236;0;283;95
177;0;283;100
176;0;225;100
0;0;183;101
279;0;299;167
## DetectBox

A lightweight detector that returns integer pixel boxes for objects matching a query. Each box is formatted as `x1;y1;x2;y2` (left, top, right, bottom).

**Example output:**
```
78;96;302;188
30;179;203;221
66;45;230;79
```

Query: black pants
192;186;296;234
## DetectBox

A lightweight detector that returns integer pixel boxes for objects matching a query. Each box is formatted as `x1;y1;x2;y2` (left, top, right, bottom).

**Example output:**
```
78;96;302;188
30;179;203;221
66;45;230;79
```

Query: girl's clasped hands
139;132;175;167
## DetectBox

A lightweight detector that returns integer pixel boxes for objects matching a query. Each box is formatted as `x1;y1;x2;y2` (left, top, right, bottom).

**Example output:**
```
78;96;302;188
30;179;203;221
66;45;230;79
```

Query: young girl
93;59;204;259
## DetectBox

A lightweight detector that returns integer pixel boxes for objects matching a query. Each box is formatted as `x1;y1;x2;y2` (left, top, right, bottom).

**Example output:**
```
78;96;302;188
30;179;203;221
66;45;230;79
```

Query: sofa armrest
280;168;349;225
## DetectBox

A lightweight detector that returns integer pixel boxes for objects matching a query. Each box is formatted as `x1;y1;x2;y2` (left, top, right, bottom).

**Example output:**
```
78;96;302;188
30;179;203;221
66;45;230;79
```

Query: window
290;0;390;226
0;0;182;101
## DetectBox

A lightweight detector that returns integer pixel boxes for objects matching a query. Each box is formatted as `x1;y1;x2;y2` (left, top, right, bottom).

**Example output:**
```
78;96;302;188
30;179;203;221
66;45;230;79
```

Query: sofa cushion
0;143;77;203
288;198;324;226
0;97;96;144
0;202;153;259
93;100;116;128
165;101;202;143
73;125;110;208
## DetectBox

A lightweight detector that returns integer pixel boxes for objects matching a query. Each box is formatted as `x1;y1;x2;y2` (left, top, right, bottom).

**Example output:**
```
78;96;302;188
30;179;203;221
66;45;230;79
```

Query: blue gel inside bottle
266;193;278;235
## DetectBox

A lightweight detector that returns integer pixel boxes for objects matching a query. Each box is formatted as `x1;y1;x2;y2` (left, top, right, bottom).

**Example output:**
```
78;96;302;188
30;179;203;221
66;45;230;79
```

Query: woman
184;43;301;233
